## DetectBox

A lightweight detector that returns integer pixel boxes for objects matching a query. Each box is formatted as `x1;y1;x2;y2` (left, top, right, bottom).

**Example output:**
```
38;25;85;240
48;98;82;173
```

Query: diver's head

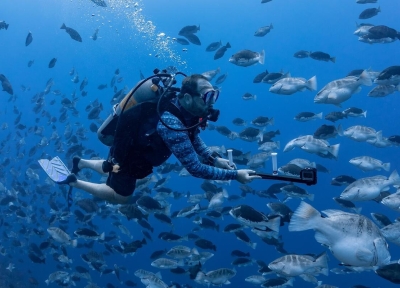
178;74;219;117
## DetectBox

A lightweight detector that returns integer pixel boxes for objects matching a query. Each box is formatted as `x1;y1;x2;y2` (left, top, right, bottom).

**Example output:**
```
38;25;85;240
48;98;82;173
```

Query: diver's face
183;79;215;117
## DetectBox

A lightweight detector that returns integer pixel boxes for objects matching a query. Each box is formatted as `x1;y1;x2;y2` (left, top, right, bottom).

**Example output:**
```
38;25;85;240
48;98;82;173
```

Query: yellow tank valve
150;84;158;92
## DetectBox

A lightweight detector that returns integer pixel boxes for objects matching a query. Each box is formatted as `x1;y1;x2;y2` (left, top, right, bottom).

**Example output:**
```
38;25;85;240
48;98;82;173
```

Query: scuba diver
57;72;261;204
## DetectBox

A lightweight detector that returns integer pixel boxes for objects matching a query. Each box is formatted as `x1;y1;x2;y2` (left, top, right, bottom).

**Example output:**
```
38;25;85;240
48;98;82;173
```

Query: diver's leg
77;159;108;175
70;180;130;204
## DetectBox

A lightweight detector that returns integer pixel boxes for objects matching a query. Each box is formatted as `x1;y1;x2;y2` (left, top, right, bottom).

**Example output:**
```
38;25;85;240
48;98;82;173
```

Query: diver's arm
157;112;237;180
192;134;213;160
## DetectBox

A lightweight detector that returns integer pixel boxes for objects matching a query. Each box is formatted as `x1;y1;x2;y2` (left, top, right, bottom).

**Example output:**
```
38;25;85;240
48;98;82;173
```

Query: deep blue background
1;0;400;287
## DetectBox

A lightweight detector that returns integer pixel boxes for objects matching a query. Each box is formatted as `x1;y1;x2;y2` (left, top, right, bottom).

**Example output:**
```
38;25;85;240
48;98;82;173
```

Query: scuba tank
97;72;167;146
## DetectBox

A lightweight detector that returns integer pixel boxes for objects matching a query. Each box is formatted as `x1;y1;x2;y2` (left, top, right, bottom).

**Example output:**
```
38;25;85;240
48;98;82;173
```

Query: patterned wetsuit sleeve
192;134;213;160
157;112;238;180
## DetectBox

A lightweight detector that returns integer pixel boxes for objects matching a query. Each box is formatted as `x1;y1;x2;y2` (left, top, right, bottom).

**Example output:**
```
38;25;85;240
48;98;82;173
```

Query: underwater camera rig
228;151;317;186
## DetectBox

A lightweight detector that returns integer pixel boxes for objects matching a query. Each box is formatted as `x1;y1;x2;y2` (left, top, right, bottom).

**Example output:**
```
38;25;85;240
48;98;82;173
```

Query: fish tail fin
276;141;280;150
363;110;367;117
251;242;257;250
270;23;273;29
337;124;343;136
275;129;280;135
289;201;320;231
266;216;280;232
375;130;382;142
71;239;78;248
221;145;227;154
60;23;66;29
257;130;263;142
353;206;362;214
382;162;391;172
5;24;9;30
308;193;315;201
315;252;329;276
307;76;317;91
389;170;400;185
254;94;257;100
226;42;231;48
259;50;265;65
164;204;171;216
222;188;229;198
195;271;206;283
315;112;323;119
269;117;275;126
360;70;373;86
329;144;340;159
330;57;336;63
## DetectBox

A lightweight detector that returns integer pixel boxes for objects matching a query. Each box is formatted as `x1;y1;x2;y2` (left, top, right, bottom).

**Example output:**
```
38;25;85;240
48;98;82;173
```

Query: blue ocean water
1;0;400;287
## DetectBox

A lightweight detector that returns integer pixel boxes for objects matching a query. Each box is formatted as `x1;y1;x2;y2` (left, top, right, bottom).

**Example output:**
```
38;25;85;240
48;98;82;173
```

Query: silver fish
289;201;390;267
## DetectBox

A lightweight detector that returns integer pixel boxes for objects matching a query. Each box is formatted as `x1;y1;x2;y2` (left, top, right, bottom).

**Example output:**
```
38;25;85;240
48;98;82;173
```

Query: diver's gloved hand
214;157;237;170
237;169;261;184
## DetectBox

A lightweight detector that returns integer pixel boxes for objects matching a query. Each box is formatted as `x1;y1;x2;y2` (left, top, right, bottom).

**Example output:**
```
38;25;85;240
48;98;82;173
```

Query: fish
232;118;246;126
289;201;391;267
206;40;222;51
253;70;269;83
183;33;201;45
314;70;372;106
371;213;392;228
229;205;280;231
238;127;263;142
48;58;57;68
215;72;228;85
242;92;257;100
349;156;390;172
342;107;367;118
0;21;9;30
269;76;317;95
262;71;290;84
310;51;336;63
74;228;105;241
28;60;34;67
60;23;82;42
229;49;265;67
178;25;200;36
214;42;231;60
195;238;217;251
254;24;273;37
268;253;329;277
293;50;310;58
90;0;107;7
381;191;400;212
325;111;347;122
333;197;362;214
294;112;322;122
338;125;381;142
47;227;77;247
331;175;357;186
91;28;99;40
0;74;14;95
375;263;400;284
368;84;400;97
356;0;377;3
281;184;314;202
340;170;400;201
175;37;189;45
151;258;184;269
202;67;220;81
195;268;236;286
251;116;274;127
374;66;400;85
359;7;381;19
25;31;33;46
